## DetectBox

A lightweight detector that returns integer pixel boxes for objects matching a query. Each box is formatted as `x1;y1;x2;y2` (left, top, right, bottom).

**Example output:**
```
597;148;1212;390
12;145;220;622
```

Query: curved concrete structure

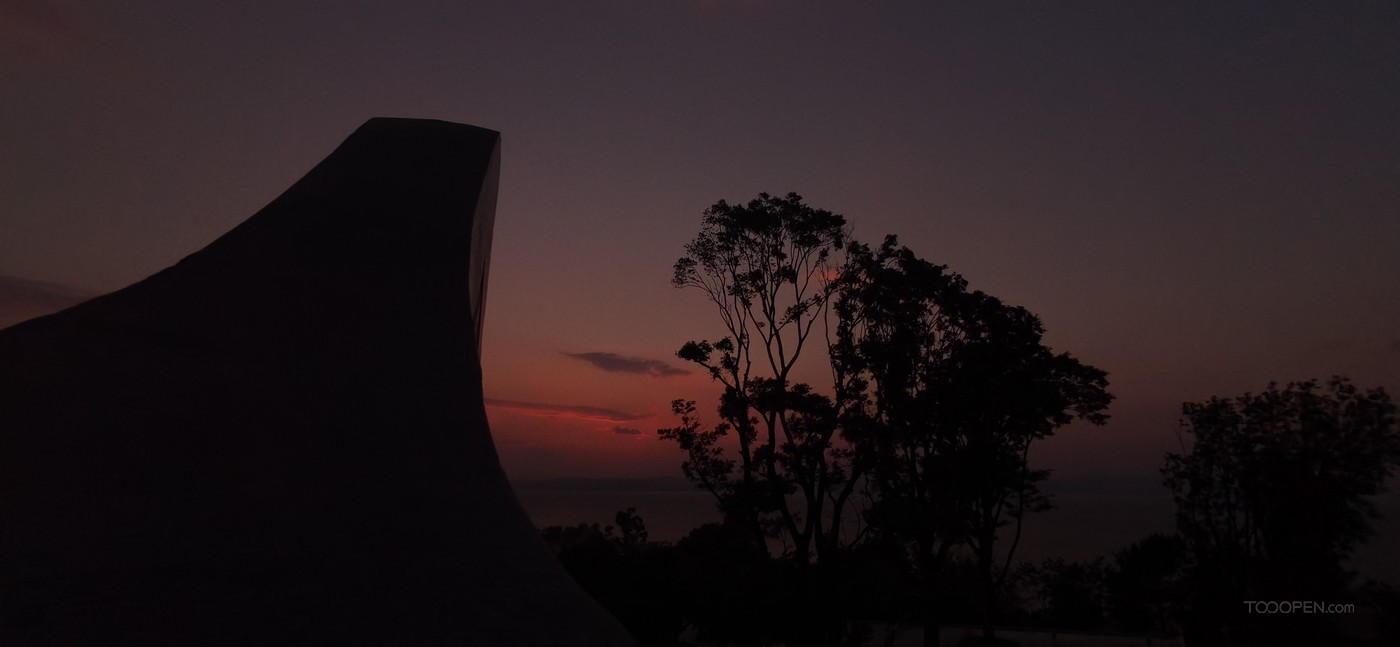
0;118;634;645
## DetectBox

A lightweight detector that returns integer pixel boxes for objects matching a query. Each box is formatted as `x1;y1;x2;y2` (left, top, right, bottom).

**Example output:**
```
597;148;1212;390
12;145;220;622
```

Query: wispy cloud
563;351;689;377
484;398;647;423
612;426;642;435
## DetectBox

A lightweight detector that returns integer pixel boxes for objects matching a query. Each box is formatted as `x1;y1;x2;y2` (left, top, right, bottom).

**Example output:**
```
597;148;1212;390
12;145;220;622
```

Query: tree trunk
919;549;943;647
979;538;996;642
750;516;770;558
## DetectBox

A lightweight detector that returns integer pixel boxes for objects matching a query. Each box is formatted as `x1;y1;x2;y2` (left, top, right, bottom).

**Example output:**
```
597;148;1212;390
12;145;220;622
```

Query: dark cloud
612;426;642;435
484;398;646;423
563;351;689;377
1389;339;1400;353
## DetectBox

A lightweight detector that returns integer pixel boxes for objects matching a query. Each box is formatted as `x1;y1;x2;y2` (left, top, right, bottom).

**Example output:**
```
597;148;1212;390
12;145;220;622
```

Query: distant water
510;477;1173;559
511;477;1399;585
513;478;721;541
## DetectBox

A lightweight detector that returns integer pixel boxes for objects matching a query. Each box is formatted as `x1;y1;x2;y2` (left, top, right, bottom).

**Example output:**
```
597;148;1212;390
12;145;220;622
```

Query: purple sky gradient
3;1;1399;571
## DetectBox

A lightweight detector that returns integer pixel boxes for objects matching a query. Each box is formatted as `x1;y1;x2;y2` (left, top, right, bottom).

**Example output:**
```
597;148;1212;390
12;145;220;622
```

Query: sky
3;1;1399;563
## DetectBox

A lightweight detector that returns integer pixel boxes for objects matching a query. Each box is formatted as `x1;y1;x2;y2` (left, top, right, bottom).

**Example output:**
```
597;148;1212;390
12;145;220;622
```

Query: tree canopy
664;192;855;565
834;235;1112;643
1164;377;1400;644
662;199;1113;646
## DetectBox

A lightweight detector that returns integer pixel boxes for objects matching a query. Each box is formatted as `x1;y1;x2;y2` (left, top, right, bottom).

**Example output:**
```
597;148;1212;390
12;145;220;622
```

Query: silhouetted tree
829;237;968;646
1020;557;1110;632
541;512;686;647
834;237;1112;646
1163;377;1400;646
663;200;1112;646
672;522;784;647
935;291;1110;645
663;193;859;570
614;507;649;550
1105;533;1185;635
662;193;876;647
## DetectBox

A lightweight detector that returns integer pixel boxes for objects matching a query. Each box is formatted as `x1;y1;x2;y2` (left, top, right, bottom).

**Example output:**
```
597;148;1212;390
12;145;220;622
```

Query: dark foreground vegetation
544;516;1400;647
544;195;1400;647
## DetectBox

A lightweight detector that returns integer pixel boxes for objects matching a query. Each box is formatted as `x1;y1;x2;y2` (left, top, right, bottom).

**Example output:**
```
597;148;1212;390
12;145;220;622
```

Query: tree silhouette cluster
834;237;1111;645
663;193;854;566
549;194;1400;647
1164;377;1400;646
659;194;1111;646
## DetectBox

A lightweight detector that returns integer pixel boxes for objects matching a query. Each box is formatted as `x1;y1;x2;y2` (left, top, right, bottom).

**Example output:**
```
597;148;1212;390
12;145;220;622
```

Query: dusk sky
3;1;1399;564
